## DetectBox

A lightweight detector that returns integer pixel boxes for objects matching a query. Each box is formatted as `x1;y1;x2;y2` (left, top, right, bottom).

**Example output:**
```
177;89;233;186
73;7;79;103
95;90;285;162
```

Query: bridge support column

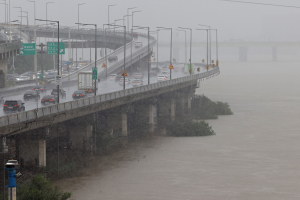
239;47;248;62
171;98;176;121
148;104;158;132
0;58;8;88
272;47;277;62
187;93;192;113
122;111;128;136
38;140;46;167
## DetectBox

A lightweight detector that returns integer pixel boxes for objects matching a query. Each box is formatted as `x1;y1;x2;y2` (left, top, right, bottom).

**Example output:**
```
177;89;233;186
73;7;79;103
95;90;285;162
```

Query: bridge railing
0;67;220;128
0;40;22;54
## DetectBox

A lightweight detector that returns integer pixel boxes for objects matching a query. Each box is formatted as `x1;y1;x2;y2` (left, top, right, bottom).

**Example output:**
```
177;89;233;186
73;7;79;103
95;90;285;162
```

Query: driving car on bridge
41;95;57;105
3;100;25;114
134;41;143;48
157;75;167;81
133;73;143;79
131;79;144;87
23;90;40;101
161;71;169;78
32;86;46;93
119;77;131;86
51;89;66;99
72;90;87;99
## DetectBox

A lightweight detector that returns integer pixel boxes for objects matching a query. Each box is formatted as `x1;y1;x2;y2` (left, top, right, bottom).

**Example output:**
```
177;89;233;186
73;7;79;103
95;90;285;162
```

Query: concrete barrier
18;112;27;122
8;114;18;124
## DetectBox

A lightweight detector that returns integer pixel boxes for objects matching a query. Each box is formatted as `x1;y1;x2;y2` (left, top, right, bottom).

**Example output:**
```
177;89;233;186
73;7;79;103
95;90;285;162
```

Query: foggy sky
4;0;300;42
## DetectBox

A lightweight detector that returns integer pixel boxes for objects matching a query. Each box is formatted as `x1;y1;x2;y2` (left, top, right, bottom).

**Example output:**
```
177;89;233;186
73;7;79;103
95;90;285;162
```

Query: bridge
0;24;220;173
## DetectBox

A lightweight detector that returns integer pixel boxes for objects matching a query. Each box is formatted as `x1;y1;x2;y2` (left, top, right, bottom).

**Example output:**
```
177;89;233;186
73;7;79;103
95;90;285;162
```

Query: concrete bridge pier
272;47;277;62
0;58;8;88
239;46;248;62
122;111;128;136
171;98;176;121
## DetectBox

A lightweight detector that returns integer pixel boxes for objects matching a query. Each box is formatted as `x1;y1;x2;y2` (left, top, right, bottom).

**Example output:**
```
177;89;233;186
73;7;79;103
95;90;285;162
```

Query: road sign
169;64;174;69
92;67;97;80
47;42;65;55
216;60;219;66
206;65;209;70
202;59;205;63
212;60;214;64
121;70;128;77
39;73;44;80
189;69;193;74
213;64;215;68
66;61;70;65
197;67;200;72
20;43;36;55
102;63;107;68
55;75;62;86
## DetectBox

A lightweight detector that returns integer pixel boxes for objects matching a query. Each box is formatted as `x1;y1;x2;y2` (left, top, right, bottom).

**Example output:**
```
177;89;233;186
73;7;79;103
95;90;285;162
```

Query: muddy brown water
56;62;300;200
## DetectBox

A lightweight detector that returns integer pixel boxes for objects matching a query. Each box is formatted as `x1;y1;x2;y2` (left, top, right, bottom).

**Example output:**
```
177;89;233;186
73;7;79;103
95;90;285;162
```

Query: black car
51;89;66;99
23;90;40;101
72;90;87;99
3;100;25;114
41;95;57;105
150;68;161;76
108;55;118;62
32;85;46;93
132;32;138;38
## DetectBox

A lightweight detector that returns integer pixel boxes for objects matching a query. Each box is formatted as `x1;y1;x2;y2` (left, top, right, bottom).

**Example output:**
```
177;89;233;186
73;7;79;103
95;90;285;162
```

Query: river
57;61;300;200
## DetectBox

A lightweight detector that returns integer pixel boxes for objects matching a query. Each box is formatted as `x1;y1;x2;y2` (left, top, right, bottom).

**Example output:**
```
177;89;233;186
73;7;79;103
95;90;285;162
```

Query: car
62;71;69;77
23;90;40;101
114;75;122;82
21;72;36;80
15;76;30;82
133;73;143;79
161;66;169;71
72;90;87;99
134;41;143;48
51;89;66;99
157;75;167;81
108;55;118;62
150;68;161;76
3;100;25;114
119;77;131;85
109;74;117;81
131;79;144;87
41;95;57;105
161;71;169;78
132;32;138;38
47;72;56;79
32;86;46;93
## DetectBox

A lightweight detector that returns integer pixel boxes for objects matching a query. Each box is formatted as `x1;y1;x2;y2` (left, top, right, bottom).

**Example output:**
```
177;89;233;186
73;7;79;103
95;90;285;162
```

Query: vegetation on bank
192;95;233;119
166;120;215;136
17;175;71;200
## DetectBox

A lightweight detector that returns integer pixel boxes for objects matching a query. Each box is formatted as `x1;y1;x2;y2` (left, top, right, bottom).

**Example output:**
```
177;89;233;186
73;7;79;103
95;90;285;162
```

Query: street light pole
157;27;173;79
28;0;37;85
127;7;136;32
176;29;187;64
77;3;85;69
199;24;211;66
150;30;159;68
132;10;142;31
2;0;7;24
197;29;218;67
13;7;22;24
123;15;132;27
20;11;28;27
178;27;192;75
133;26;150;84
113;19;124;50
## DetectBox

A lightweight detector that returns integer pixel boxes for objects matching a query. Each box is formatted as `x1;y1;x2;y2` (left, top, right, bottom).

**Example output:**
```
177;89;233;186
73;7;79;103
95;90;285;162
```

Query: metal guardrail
0;67;220;128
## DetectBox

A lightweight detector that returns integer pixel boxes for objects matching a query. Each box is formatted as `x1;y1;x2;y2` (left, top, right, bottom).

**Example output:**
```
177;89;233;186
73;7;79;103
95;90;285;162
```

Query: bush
166;120;215;137
17;175;71;200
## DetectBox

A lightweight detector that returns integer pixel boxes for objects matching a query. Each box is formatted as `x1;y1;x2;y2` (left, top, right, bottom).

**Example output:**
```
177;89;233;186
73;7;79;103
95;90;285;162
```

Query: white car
161;71;169;78
157;75;167;81
119;78;131;85
109;74;117;81
134;41;143;48
15;76;30;82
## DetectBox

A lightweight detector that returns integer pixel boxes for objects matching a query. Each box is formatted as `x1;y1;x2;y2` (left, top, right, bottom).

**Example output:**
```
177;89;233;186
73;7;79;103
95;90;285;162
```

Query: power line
221;0;300;9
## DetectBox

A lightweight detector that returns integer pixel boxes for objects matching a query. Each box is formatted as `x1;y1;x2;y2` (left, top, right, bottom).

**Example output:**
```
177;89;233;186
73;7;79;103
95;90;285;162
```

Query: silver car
161;71;169;78
157;75;167;81
119;77;131;85
131;79;143;87
15;76;30;82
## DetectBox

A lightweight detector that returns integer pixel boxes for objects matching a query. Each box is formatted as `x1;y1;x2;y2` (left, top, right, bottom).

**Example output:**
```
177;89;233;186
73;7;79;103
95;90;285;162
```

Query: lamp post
149;30;159;68
199;24;211;66
36;19;60;103
108;4;117;25
123;15;132;27
157;27;172;79
46;2;54;26
132;10;141;31
13;7;22;24
104;24;126;90
133;26;150;84
19;11;28;27
77;3;85;69
113;19;124;49
28;0;38;85
0;3;7;25
197;28;218;67
196;28;209;71
176;29;187;64
2;0;7;24
127;7;136;32
81;35;84;61
178;27;192;75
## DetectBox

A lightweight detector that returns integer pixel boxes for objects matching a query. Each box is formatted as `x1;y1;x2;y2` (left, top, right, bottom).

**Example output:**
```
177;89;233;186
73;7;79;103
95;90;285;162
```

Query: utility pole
37;43;46;82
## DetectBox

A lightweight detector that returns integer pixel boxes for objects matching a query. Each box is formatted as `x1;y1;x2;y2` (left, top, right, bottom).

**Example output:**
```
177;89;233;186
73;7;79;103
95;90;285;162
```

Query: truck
183;63;194;74
78;71;98;93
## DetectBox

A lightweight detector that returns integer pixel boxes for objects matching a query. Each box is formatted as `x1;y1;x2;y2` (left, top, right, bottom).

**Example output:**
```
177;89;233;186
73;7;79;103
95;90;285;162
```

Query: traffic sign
212;60;214;64
121;70;128;77
189;69;193;74
47;42;65;55
92;67;97;80
20;43;36;56
206;65;209;70
102;63;107;68
66;61;70;65
169;64;174;69
213;64;215;68
55;75;62;86
197;67;200;72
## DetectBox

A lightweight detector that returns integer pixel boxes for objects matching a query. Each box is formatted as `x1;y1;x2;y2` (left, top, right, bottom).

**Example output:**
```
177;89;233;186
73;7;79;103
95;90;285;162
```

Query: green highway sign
92;67;97;80
47;42;65;55
20;43;36;55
